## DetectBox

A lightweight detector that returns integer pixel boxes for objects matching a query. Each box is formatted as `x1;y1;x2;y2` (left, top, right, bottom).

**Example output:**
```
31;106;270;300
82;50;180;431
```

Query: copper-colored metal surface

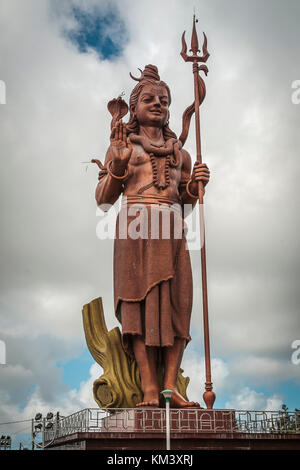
181;15;216;409
93;25;211;409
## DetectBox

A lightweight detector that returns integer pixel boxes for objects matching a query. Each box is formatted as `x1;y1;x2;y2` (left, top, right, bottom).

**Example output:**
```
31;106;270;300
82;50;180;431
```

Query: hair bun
130;64;160;82
142;65;160;81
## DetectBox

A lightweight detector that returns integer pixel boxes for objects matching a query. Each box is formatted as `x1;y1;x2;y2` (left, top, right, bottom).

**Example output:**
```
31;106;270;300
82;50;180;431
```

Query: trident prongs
181;15;210;63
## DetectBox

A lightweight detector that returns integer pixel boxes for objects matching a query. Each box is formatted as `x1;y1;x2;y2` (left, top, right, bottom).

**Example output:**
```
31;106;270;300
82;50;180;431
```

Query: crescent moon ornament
129;68;143;82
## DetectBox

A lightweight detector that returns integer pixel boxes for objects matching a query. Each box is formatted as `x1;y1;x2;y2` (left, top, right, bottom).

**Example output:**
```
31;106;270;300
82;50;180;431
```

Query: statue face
133;84;169;128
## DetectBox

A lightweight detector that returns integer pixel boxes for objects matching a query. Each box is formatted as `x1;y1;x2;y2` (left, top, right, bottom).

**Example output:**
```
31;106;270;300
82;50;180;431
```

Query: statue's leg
163;338;201;408
132;335;160;407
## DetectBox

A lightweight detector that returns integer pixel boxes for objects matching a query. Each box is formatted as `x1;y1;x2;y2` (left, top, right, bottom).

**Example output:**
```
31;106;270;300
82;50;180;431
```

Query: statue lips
148;108;165;124
141;108;165;127
150;110;162;115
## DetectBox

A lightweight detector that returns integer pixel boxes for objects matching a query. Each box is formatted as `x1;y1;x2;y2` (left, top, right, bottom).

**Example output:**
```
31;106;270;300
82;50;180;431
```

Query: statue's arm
95;147;125;209
179;149;198;213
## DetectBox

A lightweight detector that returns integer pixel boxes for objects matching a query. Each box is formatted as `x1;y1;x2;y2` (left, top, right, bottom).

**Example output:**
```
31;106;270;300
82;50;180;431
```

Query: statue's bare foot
165;387;202;408
136;399;159;407
136;388;160;407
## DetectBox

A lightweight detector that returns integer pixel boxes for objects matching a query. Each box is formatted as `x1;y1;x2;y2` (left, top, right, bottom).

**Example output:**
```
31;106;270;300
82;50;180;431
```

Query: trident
181;15;216;409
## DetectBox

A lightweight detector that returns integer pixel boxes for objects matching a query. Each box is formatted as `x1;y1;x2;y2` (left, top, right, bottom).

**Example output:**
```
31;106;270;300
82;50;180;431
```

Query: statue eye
142;95;152;102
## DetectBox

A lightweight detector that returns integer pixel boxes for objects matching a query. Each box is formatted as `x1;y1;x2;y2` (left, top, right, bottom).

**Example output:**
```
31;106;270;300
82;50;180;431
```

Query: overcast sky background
0;0;299;445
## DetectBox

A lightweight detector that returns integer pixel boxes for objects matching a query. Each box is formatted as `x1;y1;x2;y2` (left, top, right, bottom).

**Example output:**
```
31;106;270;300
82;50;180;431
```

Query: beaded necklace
129;134;181;192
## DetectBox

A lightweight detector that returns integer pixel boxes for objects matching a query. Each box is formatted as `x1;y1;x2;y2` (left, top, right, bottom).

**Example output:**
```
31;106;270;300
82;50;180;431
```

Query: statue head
126;65;177;139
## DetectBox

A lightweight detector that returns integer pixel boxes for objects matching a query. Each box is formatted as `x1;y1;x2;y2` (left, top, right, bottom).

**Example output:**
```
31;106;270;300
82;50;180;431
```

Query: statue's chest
129;144;182;190
130;144;182;167
130;145;151;167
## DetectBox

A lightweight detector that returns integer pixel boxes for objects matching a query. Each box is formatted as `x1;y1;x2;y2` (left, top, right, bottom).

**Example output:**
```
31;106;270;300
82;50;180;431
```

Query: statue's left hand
190;162;210;193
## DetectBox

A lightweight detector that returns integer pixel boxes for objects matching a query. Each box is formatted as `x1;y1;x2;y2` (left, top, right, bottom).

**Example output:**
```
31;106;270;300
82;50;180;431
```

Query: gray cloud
0;0;299;420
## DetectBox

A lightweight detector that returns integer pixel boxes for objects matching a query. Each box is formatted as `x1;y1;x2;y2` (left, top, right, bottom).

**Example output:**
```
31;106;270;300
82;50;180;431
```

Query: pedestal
45;408;300;450
101;408;235;433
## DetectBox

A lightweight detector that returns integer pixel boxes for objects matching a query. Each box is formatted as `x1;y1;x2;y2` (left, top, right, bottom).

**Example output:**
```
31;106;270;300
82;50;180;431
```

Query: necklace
129;134;176;156
150;153;170;189
129;133;181;192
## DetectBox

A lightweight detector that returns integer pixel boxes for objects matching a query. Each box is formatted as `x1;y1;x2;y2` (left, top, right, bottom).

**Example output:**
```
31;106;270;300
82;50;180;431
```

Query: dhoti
114;197;193;357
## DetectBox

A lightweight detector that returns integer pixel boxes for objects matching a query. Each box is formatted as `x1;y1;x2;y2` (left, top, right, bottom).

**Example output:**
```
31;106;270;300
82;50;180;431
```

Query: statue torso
123;142;183;201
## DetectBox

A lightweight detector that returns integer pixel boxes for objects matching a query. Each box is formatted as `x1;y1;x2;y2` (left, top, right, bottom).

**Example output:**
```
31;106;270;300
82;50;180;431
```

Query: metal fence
44;408;300;441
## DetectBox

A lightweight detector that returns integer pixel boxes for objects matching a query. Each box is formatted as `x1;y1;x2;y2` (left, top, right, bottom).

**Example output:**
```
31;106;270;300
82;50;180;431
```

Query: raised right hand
110;120;132;173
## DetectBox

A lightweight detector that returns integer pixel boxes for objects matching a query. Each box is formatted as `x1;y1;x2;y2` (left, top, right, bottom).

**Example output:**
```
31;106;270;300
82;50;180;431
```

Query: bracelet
107;160;129;180
186;179;199;199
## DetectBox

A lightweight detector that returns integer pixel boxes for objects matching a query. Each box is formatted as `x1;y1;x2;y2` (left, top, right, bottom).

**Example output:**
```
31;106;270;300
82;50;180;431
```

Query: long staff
181;15;216;409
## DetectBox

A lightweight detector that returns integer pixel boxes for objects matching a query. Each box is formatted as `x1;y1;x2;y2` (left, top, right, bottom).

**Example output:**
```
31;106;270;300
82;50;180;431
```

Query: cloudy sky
0;0;299;445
